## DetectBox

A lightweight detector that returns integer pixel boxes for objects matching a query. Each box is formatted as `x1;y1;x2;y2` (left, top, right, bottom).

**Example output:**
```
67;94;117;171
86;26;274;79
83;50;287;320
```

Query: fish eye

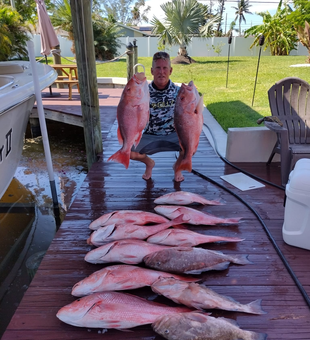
156;261;161;266
165;329;169;334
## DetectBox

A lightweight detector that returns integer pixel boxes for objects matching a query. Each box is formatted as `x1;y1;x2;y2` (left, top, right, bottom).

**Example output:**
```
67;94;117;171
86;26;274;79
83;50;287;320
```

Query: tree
0;4;31;61
288;0;310;62
215;0;225;36
92;14;122;60
244;0;298;56
97;0;148;24
131;0;150;26
232;0;252;36
288;0;310;28
50;0;75;54
151;0;219;63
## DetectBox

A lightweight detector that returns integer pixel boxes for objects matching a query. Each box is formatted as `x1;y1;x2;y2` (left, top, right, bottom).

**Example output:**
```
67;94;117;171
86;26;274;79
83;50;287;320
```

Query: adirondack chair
265;77;310;186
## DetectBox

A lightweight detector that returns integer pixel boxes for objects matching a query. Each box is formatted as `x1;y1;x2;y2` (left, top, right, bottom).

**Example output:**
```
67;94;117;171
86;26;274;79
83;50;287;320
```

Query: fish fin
231;254;253;265
187;261;230;273
195;96;204;115
177;157;192;173
184;312;211;323
170;214;188;225
246;299;267;315
133;131;143;147
222;217;243;225
116;127;123;145
171;224;187;230
217;317;240;327
108;149;130;169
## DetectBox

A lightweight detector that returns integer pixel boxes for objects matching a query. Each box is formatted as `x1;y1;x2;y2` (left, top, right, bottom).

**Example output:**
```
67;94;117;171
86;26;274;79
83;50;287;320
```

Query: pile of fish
56;190;267;340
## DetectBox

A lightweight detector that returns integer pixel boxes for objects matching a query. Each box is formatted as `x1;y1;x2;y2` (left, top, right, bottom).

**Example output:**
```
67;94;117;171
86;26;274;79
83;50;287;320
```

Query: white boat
0;61;57;199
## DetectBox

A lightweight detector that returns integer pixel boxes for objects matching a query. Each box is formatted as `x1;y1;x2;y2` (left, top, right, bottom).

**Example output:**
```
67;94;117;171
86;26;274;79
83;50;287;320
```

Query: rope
50;48;129;65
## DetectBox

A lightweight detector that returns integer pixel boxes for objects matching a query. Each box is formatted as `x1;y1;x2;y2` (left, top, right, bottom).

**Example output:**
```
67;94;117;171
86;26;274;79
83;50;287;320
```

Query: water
0;120;88;336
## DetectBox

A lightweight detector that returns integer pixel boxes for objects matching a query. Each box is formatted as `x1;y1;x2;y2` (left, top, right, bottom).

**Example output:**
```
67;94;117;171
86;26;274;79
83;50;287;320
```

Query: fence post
126;42;134;81
133;39;138;69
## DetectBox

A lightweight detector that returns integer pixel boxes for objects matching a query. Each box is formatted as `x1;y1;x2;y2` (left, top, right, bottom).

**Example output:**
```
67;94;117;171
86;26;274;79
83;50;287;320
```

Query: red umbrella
35;0;59;56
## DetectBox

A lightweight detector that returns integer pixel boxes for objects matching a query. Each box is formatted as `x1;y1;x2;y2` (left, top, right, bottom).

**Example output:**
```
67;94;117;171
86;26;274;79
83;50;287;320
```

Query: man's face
151;59;173;90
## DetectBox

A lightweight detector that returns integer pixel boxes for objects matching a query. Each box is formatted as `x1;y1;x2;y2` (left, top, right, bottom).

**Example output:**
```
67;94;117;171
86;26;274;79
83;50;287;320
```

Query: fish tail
108;149;130;169
176;157;192;173
224;217;243;225
231;254;253;265
246;299;266;315
250;331;268;340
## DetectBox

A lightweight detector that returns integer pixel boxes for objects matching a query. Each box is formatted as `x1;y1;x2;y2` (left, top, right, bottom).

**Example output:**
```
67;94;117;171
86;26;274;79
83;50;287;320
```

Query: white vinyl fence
32;34;308;59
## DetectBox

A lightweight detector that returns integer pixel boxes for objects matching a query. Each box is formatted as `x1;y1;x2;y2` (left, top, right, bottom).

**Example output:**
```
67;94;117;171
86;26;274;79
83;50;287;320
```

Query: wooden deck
3;88;310;339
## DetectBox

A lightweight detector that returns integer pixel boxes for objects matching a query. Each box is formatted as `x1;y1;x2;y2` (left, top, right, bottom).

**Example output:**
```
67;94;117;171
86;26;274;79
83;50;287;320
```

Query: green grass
46;55;310;132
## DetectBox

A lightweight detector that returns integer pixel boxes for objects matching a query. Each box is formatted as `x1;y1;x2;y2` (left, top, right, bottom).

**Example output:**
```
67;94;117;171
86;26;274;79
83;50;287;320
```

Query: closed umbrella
35;0;60;95
35;0;59;56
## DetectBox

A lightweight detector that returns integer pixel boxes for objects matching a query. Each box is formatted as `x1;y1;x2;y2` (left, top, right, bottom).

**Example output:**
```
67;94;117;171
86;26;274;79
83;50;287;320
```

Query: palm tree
0;5;31;61
232;0;252;36
151;0;219;62
244;0;298;56
50;0;75;55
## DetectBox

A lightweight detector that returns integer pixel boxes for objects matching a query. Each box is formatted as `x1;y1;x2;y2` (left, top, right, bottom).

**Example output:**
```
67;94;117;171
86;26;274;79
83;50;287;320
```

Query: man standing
131;52;184;182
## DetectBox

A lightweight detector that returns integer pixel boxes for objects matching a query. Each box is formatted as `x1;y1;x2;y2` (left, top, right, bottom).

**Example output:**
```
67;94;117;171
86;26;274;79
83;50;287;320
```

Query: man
130;51;184;182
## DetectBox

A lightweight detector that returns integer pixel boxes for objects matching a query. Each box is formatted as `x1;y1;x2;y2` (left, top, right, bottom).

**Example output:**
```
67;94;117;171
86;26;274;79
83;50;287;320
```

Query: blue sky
143;0;284;34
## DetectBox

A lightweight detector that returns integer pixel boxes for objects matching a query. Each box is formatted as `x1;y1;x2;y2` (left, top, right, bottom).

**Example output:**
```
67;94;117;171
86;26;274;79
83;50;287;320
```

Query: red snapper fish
84;239;172;264
87;214;185;246
174;81;204;174
89;210;169;230
56;291;194;329
154;205;242;226
151;277;266;315
152;312;267;340
154;190;223;206
108;72;149;168
71;264;199;297
147;228;244;247
144;247;252;274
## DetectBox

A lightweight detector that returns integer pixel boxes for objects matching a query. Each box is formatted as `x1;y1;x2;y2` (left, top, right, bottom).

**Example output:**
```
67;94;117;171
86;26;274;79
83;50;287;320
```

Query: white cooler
283;158;310;250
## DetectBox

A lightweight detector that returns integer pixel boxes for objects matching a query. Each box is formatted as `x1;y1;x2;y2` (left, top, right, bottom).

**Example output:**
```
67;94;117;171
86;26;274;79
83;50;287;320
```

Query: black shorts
131;132;180;155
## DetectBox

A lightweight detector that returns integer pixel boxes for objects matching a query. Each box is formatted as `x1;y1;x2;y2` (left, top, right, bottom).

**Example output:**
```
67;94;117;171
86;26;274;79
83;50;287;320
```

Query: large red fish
84;239;172;264
154;205;242;226
87;214;185;246
147;228;244;246
174;81;204;175
71;264;199;297
56;291;194;329
89;210;169;230
108;72;149;168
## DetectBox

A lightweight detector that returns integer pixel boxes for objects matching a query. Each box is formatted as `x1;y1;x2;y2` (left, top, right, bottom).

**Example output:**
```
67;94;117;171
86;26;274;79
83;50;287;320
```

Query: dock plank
3;88;310;340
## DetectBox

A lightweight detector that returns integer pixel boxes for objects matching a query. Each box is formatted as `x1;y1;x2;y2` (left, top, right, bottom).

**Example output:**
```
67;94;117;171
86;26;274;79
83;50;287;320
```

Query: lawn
46;55;310;132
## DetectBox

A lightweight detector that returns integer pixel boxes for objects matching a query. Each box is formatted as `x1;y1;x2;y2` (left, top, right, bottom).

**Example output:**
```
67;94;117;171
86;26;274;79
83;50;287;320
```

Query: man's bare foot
142;159;155;180
174;170;184;182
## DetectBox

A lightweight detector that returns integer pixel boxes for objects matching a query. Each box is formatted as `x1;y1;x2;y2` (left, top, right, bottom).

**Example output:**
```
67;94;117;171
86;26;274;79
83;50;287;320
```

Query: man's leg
130;151;155;180
173;150;185;182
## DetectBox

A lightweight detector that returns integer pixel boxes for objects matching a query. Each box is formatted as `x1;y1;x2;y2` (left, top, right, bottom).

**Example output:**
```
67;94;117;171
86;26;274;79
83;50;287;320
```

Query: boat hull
0;61;57;199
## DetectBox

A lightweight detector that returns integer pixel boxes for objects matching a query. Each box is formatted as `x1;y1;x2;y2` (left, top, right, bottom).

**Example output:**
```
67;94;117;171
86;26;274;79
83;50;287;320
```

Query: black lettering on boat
6;128;12;157
0;145;3;162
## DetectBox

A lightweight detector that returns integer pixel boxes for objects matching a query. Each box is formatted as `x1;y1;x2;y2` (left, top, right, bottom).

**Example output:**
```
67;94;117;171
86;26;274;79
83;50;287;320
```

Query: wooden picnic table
51;64;79;100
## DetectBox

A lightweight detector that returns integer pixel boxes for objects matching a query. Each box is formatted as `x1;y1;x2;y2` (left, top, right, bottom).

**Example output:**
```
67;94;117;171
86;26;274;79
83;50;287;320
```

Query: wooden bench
54;79;79;100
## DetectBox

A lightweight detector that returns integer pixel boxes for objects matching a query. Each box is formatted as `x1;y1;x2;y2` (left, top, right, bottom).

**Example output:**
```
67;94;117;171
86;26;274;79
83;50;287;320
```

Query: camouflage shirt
144;80;180;135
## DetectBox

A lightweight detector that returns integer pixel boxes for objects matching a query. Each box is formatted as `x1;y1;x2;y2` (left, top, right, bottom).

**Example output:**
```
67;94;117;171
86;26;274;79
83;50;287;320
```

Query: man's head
151;51;173;90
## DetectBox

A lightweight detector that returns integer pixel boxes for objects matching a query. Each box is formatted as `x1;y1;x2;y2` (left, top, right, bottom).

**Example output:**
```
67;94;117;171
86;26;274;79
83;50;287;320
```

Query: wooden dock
3;88;310;339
